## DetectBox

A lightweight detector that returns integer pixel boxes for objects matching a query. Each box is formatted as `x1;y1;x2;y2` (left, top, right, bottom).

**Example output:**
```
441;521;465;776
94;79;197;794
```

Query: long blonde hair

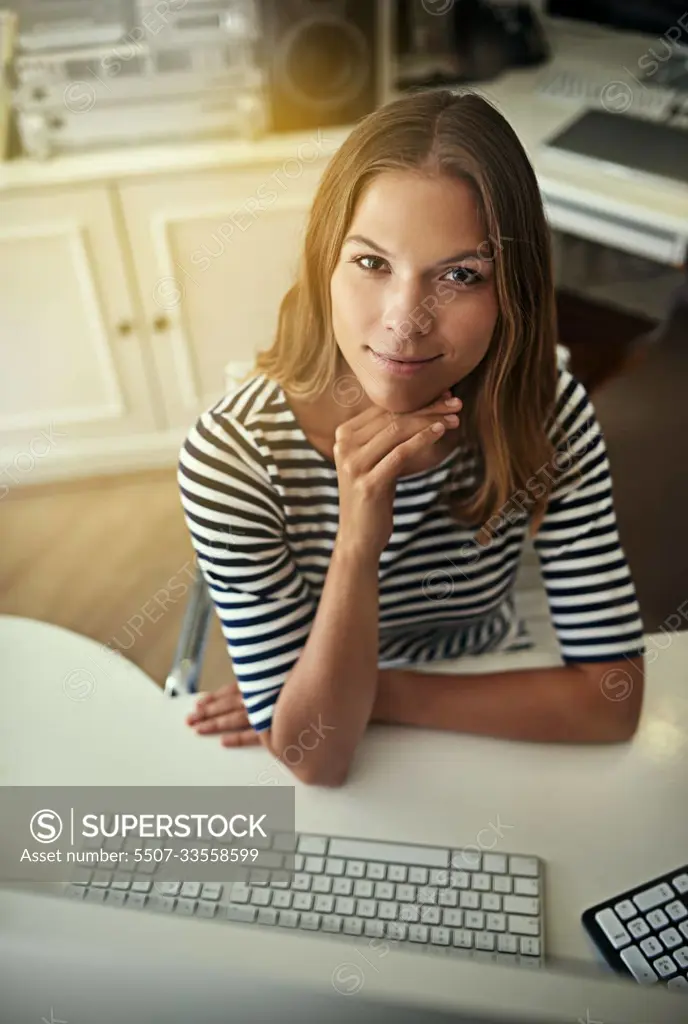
254;89;564;535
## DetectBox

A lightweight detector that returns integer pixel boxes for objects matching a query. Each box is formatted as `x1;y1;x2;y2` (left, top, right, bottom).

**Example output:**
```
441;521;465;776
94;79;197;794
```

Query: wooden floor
2;314;685;691
0;467;236;694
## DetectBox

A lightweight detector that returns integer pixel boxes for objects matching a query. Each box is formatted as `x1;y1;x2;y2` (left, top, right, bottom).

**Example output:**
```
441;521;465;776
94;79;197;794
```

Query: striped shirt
178;366;645;731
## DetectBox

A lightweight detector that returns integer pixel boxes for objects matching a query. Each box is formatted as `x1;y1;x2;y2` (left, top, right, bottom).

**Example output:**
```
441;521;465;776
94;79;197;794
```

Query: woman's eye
444;265;483;286
354;255;387;272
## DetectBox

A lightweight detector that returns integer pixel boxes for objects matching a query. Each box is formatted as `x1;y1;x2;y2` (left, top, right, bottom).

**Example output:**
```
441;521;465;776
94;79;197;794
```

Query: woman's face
330;170;499;413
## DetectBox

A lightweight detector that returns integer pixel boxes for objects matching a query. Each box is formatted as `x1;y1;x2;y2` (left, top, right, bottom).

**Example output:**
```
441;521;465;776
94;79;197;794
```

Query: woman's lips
368;349;440;377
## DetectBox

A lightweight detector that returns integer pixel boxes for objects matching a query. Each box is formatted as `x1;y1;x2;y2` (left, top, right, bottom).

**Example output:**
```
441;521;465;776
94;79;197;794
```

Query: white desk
1;614;686;969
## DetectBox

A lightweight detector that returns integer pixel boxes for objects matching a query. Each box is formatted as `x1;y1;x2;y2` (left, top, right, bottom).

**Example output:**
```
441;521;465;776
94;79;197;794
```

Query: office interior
1;2;687;1023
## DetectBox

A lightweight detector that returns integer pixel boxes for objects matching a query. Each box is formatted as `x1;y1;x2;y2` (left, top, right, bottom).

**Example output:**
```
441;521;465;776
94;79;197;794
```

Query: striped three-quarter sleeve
533;370;645;662
177;403;317;731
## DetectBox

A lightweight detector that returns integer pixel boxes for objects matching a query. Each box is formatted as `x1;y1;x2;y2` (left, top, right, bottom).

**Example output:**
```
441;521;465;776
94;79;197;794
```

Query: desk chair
164;349;576;697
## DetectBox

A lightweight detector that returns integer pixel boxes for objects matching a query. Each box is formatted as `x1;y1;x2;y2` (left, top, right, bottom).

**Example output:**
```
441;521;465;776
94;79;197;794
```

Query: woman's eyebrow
343;234;488;267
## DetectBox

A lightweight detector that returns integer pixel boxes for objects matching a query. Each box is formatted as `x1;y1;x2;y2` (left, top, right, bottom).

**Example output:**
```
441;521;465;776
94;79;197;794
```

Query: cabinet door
119;158;330;427
0;187;161;465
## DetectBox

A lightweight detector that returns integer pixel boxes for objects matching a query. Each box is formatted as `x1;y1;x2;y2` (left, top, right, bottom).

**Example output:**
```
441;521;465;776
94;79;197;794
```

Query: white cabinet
118;159;327;428
0;143;333;486
0;186;162;476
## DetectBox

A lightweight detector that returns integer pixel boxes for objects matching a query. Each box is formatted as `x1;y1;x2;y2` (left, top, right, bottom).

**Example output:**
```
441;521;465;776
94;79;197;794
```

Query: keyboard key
130;879;152;893
452;850;481;871
475;931;495;951
420;906;441;925
672;874;688;895
674;946;688;969
379;901;398;920
386;921;408;941
409;925;429;943
519;938;542;960
322;915;343;933
442;909;463;927
680;921;688;940
396;884;416;903
272;833;297;853
91;872;112;888
227;904;257;923
429;869;449;887
249;870;270;887
647;908;669;930
228;884;251;904
465;911;484;930
497;934;518;953
292;893;313;912
409;867;428;885
439;889;458;907
271;871;291;889
628;918;650;939
640;936;663;958
328;838;449;869
304;857;325;874
375;881;395;901
298;836;328;856
250;889;271;906
257;908;278;926
354;880;374;899
343;917;364;936
400;905;420;923
417;886;438;905
335;897;356;916
122;888;147;909
451;871;470;889
653;955;677;978
356;900;377;918
508;916;539;936
460;892;480;910
278;910;299;928
666;900;687;922
105;890;126;907
634;883;674;913
366;863;386;881
614;900;636;921
175;898;197;916
64;885;85;900
299;913;321;931
431;926;451;946
200;883;222;900
314;895;334;914
291;873;311;892
513;878;538;897
594;908;631;949
388;865;407;883
659;927;682;950
149;895;175;913
332;878;353;896
312;876;332;894
453;929;473;948
668;976;688;990
491;876;513;892
364;920;385;938
271;891;293;909
482;894;501;912
197;901;216;919
472;874;491;891
504;896;539;916
180;882;201;899
345;861;366;879
620;946;658;984
486;913;506;932
509;857;539;878
483;854;507;874
325;858;345;876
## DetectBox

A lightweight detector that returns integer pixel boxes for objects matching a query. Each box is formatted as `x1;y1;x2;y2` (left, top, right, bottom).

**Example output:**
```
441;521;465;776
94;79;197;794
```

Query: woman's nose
383;281;434;343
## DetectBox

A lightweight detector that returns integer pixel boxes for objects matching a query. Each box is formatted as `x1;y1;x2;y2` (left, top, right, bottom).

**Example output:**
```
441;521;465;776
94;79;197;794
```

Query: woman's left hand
186;681;260;747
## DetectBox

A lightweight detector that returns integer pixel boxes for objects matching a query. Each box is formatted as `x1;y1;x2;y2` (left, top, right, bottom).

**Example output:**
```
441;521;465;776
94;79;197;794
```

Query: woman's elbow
290;758;350;788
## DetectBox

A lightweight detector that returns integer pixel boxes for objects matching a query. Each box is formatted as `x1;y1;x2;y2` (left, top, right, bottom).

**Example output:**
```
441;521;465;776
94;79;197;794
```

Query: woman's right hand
333;390;462;563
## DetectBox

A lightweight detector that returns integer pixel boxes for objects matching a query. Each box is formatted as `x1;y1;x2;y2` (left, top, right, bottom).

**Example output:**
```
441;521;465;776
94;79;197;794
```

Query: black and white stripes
178;368;644;731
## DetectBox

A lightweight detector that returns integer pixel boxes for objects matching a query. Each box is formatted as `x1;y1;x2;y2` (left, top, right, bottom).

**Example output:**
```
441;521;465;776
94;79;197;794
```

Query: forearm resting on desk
371;656;645;744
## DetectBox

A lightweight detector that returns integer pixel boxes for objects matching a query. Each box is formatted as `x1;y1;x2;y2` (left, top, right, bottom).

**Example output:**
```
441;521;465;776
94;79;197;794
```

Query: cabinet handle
153;315;170;333
116;320;134;336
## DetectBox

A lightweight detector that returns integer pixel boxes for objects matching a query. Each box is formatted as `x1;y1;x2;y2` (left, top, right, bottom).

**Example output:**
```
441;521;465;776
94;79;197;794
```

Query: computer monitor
1;884;686;1024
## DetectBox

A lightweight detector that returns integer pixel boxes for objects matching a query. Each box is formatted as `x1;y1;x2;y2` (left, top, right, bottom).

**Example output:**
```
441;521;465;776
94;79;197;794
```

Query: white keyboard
536;69;680;120
61;831;546;967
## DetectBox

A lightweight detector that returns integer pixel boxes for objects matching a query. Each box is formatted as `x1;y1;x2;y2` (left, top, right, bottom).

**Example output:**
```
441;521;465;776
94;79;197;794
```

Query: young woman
178;90;645;786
